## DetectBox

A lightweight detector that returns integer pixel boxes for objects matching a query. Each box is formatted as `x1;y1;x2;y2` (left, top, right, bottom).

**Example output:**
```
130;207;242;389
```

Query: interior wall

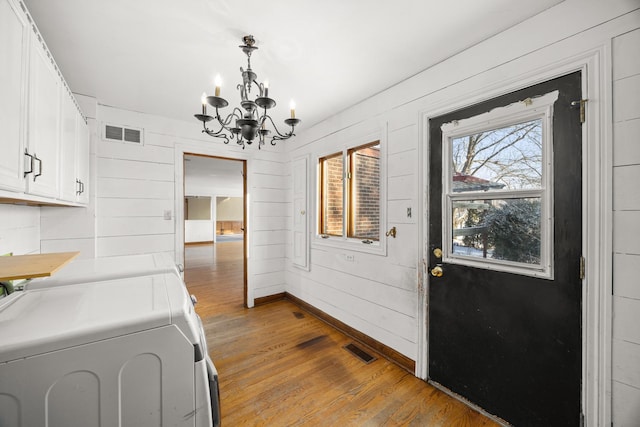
186;197;211;220
611;27;640;425
0;204;40;256
285;2;639;424
216;197;242;221
93;104;289;302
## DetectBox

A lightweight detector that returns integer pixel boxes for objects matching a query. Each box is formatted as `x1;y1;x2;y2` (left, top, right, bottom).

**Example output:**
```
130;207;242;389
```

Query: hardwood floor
184;242;501;426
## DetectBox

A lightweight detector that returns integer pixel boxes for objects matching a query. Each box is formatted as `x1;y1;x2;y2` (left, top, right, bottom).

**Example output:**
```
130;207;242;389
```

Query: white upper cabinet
0;0;28;192
59;90;89;203
25;29;61;198
76;118;90;204
0;0;89;205
59;91;78;201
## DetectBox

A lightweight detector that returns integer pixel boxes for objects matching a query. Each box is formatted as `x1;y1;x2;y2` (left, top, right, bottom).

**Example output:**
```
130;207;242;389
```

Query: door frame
175;144;251;308
417;46;611;425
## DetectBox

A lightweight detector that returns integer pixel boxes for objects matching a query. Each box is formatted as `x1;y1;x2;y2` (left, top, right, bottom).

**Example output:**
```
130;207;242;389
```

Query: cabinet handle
76;179;81;195
34;154;42;181
80;180;85;194
24;149;34;177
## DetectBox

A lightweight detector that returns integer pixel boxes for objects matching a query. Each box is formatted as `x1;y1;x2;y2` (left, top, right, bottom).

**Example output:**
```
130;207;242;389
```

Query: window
442;91;557;278
318;141;382;246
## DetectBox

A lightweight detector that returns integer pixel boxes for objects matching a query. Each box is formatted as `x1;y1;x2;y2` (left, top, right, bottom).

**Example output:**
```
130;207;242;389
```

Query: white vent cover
103;124;143;144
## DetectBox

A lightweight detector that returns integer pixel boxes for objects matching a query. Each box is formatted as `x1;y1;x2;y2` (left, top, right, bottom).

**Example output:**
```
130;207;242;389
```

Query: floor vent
344;343;376;364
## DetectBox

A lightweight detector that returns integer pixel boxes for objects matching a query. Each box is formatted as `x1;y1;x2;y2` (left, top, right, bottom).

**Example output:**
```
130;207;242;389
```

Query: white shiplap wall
96;129;175;258
286;2;640;424
249;158;290;299
611;28;640;427
0;204;40;256
94;104;289;302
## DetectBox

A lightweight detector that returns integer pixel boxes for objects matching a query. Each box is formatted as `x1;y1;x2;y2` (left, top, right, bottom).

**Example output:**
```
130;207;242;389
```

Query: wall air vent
103;124;143;145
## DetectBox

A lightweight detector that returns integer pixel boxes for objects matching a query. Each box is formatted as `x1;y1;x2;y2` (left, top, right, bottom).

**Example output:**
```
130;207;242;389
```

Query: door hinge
571;99;588;124
579;256;586;280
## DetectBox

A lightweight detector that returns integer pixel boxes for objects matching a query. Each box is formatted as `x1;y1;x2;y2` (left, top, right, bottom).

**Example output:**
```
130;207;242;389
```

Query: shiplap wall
96;126;175;258
286;119;419;359
94;104;289;302
286;3;640;423
0;205;40;256
249;157;290;299
611;28;640;426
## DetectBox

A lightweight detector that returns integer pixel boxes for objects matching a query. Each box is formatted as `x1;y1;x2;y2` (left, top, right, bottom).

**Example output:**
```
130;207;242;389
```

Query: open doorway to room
183;154;247;309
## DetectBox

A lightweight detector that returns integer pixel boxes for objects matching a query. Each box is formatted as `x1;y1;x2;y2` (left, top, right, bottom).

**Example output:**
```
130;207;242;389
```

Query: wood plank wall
611;27;640;426
0;205;40;255
95;131;175;257
285;4;640;421
249;158;289;299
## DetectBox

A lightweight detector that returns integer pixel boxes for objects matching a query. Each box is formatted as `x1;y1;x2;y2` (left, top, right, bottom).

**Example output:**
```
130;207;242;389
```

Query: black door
428;72;582;426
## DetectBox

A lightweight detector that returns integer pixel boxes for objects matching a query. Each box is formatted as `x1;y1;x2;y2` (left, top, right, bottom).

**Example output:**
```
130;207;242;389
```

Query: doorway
427;72;583;425
183;153;248;308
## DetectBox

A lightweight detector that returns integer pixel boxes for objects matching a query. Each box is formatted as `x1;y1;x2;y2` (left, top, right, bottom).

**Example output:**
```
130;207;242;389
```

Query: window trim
314;129;387;256
441;91;558;279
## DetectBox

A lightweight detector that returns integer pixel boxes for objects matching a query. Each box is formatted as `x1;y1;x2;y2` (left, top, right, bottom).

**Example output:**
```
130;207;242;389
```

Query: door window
442;91;558;278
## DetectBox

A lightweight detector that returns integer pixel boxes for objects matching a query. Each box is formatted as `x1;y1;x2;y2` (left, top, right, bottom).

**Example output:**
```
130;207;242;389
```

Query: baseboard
254;292;286;306
285;292;416;374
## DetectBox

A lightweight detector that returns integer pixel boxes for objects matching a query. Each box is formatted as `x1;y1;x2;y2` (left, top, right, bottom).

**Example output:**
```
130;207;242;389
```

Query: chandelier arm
262;114;293;139
201;121;230;144
216;107;244;129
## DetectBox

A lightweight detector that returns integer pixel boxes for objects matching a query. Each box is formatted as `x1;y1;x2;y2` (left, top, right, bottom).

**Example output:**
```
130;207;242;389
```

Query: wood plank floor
184;242;500;426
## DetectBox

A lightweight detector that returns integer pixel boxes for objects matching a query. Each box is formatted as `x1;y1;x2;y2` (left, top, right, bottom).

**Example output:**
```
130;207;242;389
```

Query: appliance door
193;355;220;427
207;357;221;427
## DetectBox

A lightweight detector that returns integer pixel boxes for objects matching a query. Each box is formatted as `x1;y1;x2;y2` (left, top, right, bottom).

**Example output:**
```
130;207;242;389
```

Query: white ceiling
23;0;563;131
184;155;243;196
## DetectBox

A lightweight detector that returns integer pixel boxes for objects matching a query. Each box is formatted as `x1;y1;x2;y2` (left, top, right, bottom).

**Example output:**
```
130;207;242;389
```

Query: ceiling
23;0;563;132
184;155;243;196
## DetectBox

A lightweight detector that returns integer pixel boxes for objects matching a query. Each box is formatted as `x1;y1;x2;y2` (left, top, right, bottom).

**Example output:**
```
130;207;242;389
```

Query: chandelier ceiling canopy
194;35;301;149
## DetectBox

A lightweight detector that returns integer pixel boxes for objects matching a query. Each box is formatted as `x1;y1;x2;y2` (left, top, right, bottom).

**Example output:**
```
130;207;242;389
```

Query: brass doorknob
430;265;444;277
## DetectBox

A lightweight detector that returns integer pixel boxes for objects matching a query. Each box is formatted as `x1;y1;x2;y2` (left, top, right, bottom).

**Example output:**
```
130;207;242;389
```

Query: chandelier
194;35;301;149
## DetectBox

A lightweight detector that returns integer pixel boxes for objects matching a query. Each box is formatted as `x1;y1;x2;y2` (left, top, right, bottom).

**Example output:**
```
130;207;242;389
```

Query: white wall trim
417;47;611;426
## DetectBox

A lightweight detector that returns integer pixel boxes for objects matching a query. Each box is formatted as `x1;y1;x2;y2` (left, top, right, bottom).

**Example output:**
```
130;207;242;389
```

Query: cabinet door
0;0;28;192
26;31;61;198
76;117;90;204
59;92;78;201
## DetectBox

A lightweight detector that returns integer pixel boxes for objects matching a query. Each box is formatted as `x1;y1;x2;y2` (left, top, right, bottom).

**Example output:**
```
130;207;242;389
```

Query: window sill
312;235;387;256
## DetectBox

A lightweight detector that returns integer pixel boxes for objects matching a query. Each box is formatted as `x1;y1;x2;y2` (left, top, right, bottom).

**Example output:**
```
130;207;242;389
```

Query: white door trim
417;46;611;426
174;142;254;306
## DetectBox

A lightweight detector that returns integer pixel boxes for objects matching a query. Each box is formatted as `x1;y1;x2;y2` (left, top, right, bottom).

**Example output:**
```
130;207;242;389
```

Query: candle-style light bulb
263;80;269;98
289;100;296;119
201;92;207;114
214;74;222;97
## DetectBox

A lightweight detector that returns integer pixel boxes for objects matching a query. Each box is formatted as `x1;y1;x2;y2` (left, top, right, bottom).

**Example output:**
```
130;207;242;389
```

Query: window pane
452;198;541;265
349;143;380;240
320;154;343;236
451;119;543;192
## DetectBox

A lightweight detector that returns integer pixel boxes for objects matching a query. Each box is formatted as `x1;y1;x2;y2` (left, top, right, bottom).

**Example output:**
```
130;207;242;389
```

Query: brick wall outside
322;146;380;239
352;147;380;239
323;155;343;235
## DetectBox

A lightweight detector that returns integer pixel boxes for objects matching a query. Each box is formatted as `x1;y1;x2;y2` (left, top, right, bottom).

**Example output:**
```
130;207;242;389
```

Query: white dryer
0;272;220;427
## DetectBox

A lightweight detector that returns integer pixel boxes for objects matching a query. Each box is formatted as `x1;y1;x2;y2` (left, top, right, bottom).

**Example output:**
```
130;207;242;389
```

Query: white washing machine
0;272;220;427
24;252;182;290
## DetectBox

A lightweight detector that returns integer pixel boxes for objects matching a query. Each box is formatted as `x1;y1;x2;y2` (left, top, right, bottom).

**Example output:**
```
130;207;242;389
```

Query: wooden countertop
0;252;80;281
